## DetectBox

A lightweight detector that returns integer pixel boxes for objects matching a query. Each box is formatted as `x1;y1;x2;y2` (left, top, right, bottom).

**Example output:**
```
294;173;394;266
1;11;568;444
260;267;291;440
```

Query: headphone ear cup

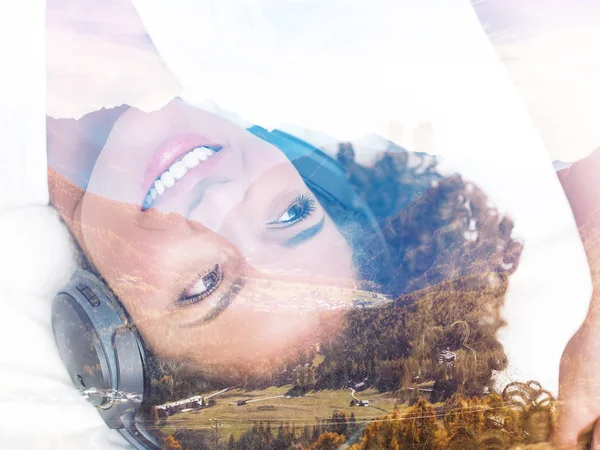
52;269;148;429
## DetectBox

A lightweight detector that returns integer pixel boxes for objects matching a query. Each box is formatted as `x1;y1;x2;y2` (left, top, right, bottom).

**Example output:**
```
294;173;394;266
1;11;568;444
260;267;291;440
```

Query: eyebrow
179;277;245;329
284;216;325;247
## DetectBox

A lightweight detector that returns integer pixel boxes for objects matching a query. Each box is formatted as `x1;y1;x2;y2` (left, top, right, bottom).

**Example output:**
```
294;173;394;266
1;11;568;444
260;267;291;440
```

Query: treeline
161;380;555;449
350;386;554;450
230;410;358;450
162;410;359;450
315;278;510;397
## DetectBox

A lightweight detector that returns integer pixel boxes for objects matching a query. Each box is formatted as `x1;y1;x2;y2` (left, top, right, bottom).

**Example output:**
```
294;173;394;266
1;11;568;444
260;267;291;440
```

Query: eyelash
268;194;317;227
176;265;223;306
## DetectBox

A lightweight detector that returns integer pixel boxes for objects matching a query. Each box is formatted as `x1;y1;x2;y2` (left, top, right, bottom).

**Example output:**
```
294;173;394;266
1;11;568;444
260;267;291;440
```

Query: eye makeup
181;278;244;328
176;264;223;306
178;277;245;329
267;193;316;228
283;216;325;247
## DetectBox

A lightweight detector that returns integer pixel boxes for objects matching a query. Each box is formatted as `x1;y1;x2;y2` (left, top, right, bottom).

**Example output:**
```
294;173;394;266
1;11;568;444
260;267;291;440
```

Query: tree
312;422;321;442
329;410;348;437
264;421;274;446
308;432;345;450
152;375;174;403
389;435;402;450
398;398;438;450
302;424;311;444
443;396;485;440
352;409;402;450
348;412;357;434
163;435;182;450
273;421;294;450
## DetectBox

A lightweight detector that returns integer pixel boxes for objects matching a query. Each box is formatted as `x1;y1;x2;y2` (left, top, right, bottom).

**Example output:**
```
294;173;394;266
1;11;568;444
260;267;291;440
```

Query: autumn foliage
349;382;554;450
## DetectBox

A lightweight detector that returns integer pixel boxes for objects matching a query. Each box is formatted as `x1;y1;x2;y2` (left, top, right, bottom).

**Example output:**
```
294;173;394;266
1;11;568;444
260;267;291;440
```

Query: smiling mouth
142;144;223;211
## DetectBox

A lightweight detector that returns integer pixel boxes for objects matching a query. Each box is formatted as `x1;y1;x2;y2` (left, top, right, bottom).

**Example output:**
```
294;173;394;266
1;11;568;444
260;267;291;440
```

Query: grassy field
161;385;405;440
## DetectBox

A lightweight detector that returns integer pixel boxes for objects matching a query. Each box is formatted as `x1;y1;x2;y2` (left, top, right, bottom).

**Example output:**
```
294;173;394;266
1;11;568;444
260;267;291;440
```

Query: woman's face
74;98;356;380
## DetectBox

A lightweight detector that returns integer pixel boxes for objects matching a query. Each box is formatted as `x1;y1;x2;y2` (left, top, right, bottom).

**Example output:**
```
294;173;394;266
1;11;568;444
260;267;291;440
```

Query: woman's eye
279;204;303;222
268;194;316;227
177;265;222;306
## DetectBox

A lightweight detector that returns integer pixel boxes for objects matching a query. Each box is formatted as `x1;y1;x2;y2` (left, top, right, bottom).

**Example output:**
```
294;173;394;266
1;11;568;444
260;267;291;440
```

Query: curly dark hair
306;142;524;396
334;141;522;298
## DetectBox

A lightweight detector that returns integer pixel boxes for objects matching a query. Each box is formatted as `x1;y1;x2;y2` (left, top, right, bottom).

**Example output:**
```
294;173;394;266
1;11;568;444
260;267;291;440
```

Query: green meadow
161;385;404;439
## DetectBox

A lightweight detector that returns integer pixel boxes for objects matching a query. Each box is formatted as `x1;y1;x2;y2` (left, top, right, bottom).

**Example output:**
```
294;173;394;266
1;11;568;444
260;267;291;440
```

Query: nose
208;183;280;268
218;206;264;265
187;136;294;261
194;179;286;270
188;179;248;234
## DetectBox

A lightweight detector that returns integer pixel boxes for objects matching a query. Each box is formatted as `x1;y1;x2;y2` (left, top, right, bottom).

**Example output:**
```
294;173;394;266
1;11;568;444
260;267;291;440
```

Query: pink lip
143;132;222;200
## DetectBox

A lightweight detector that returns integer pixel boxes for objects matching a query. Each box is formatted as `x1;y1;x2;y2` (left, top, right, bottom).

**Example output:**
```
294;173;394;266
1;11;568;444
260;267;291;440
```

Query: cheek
295;226;357;280
140;304;346;370
81;195;208;302
89;236;176;312
133;276;351;369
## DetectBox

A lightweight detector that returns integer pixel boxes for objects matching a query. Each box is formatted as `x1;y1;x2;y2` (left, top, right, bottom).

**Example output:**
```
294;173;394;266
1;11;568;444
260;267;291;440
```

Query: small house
156;395;204;418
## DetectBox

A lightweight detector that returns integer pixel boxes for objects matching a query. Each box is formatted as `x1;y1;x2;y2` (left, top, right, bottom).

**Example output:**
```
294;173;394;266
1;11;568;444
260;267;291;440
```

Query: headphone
52;269;161;449
51;128;389;449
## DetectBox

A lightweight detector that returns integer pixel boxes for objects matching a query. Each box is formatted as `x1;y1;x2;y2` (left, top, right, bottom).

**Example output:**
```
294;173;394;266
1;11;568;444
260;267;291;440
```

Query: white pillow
0;206;129;449
0;2;130;446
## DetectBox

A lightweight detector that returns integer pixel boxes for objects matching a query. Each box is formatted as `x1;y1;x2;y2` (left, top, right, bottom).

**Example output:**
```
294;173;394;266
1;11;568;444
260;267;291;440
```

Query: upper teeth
142;146;219;210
